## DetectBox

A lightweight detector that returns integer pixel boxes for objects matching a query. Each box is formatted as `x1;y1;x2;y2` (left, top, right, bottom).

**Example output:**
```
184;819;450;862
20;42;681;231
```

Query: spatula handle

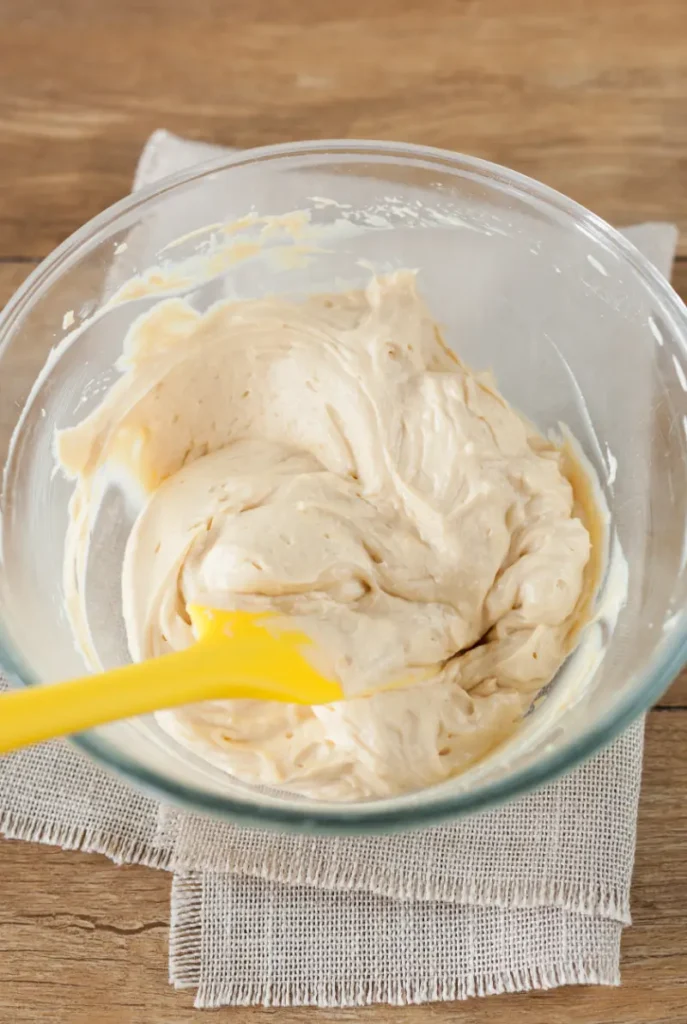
0;642;342;755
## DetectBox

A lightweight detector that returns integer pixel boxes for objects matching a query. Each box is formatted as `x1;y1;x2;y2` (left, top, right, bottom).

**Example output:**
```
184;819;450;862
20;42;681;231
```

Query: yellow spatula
0;605;343;755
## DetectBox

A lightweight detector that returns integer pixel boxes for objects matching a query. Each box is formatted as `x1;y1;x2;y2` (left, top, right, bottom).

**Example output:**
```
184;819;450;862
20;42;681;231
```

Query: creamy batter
57;271;594;801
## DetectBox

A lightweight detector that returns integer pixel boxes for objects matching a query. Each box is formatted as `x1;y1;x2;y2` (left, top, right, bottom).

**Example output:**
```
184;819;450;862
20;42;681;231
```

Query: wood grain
0;713;685;1024
0;0;686;260
0;0;686;1019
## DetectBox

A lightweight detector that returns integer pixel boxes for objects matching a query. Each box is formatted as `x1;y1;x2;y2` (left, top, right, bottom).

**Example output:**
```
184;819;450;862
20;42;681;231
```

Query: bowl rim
2;136;687;834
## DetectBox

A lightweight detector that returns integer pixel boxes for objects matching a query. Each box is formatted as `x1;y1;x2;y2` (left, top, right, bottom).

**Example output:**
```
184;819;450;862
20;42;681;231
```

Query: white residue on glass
586;254;608;276
648;315;664;346
673;354;687;392
605;443;618;487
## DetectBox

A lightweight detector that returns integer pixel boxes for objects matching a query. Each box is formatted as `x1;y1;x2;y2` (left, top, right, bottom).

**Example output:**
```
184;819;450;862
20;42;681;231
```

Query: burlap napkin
0;130;678;1009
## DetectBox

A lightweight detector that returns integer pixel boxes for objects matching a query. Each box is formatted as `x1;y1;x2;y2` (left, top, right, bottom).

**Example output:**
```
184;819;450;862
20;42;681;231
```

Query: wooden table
0;1;686;1021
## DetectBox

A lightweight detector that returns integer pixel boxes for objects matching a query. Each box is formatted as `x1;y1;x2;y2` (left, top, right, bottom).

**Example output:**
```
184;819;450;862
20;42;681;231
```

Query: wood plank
0;0;685;258
0;712;684;1024
0;0;686;1015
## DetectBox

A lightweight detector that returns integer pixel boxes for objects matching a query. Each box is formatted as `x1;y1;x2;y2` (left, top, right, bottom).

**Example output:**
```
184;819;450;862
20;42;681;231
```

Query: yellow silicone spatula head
0;606;344;755
185;603;342;705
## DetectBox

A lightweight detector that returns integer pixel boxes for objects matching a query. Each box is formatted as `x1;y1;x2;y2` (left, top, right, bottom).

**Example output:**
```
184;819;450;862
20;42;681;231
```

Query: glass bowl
1;140;686;834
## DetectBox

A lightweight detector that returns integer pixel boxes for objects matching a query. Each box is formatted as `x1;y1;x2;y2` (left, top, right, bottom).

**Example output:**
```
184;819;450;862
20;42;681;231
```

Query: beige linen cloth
0;131;679;1009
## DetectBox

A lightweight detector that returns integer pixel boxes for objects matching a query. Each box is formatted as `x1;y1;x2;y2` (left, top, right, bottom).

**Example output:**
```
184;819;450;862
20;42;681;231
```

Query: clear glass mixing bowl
1;140;686;833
